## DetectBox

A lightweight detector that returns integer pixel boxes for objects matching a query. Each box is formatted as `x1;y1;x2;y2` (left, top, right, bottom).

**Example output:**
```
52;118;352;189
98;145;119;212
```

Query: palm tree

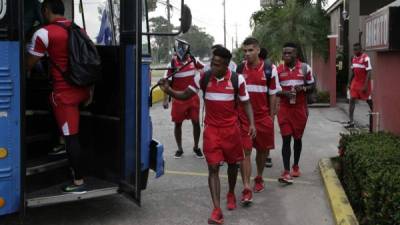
251;0;329;63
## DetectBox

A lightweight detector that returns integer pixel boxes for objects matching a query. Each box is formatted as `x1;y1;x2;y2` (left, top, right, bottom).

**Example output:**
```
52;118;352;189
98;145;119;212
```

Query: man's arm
27;54;42;71
242;100;256;139
268;94;277;116
158;78;196;101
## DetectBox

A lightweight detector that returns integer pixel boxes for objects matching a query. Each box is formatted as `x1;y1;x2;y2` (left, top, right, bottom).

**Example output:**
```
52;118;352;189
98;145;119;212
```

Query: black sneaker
174;150;184;159
344;121;355;129
48;144;66;156
62;183;87;194
193;148;204;159
265;157;273;168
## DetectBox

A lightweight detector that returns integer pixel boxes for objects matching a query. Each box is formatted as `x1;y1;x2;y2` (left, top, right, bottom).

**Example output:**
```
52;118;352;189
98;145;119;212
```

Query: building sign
0;0;6;20
365;7;400;51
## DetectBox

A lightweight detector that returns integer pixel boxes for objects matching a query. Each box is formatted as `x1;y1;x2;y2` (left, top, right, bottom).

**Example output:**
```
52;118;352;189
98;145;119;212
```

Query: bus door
0;0;22;216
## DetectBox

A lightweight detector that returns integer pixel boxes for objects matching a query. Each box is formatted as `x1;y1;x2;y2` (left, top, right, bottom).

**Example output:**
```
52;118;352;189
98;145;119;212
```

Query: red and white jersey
238;60;281;121
189;70;249;127
277;60;314;106
351;53;372;89
164;55;204;92
28;18;85;93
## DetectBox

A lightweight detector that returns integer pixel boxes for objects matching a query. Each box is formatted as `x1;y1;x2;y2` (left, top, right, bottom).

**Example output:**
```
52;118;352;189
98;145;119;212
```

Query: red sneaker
253;176;265;193
208;208;224;224
291;165;301;177
226;192;237;210
240;188;253;206
278;170;293;184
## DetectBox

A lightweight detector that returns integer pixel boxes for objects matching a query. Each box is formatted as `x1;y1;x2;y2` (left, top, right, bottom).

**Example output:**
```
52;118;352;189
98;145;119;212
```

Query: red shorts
278;105;308;139
350;87;372;100
171;95;200;123
240;116;274;151
50;89;90;136
203;124;244;165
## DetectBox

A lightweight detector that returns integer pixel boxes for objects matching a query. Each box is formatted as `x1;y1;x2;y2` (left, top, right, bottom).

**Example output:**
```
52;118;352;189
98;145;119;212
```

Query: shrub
338;132;400;225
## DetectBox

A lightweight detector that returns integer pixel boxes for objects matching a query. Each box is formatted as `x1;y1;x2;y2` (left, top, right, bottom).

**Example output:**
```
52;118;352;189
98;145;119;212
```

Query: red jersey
238;60;281;122
351;53;372;90
277;60;314;107
29;18;86;93
189;70;249;127
165;55;204;91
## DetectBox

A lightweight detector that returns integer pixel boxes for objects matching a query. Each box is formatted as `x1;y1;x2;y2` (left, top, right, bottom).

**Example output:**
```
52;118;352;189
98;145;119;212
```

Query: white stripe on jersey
247;84;268;93
174;70;196;78
352;63;366;69
280;79;305;87
205;92;234;101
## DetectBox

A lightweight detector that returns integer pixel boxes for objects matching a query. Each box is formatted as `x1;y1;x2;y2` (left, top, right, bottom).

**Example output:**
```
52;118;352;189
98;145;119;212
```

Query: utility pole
223;0;226;47
235;23;238;48
167;0;172;54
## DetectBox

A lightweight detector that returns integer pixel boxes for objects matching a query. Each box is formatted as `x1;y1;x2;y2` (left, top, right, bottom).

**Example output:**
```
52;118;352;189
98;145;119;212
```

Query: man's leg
265;150;273;168
191;120;203;158
292;138;302;177
240;151;252;190
348;98;356;125
174;122;184;158
256;150;267;177
227;163;238;210
278;135;293;184
208;164;221;209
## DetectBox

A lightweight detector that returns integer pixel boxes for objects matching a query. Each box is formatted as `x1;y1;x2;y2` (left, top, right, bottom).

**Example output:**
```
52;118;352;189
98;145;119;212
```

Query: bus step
26;133;53;143
26;177;119;208
26;157;69;176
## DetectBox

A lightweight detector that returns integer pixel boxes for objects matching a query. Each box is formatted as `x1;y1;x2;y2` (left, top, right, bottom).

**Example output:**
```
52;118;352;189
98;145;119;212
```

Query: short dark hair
213;47;232;65
259;48;268;60
243;37;260;47
42;0;65;15
211;44;224;50
283;42;298;49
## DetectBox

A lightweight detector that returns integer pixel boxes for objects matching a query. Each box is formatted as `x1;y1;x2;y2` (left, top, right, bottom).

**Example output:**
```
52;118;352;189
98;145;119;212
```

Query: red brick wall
372;51;400;135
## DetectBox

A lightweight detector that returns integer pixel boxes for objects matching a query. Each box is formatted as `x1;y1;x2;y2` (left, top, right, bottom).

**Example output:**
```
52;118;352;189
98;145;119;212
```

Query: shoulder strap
236;62;244;74
301;63;308;85
264;59;272;88
200;70;213;100
230;71;239;107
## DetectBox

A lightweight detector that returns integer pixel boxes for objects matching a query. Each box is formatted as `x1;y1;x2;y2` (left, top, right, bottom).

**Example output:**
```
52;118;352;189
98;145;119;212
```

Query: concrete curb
152;86;165;104
319;158;359;225
308;103;331;108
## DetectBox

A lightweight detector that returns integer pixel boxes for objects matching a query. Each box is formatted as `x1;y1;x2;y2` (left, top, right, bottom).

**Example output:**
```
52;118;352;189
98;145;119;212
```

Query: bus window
142;0;150;55
74;0;116;45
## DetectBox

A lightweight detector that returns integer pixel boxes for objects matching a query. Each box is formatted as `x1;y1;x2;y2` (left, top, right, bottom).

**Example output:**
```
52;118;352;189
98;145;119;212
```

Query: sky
150;0;337;51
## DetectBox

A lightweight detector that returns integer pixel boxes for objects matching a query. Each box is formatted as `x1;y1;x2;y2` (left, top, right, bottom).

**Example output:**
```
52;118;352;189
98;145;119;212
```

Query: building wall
330;7;341;47
372;51;400;135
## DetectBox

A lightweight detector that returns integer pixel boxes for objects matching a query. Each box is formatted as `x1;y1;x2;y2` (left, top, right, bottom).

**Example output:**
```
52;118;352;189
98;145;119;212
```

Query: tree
149;16;174;63
179;25;215;59
252;0;329;62
147;0;157;12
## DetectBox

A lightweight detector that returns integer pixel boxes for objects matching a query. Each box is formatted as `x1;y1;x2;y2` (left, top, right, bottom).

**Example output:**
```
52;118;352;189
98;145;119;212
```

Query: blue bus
0;0;190;216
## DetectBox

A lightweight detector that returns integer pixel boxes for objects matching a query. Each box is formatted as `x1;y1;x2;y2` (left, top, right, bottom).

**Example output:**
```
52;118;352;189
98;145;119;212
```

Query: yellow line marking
164;170;313;185
319;158;359;225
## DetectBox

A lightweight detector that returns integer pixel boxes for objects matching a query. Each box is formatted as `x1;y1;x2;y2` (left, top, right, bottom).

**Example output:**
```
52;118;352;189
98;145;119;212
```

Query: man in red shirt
237;38;280;205
163;39;204;159
27;0;90;194
159;47;256;224
345;43;373;128
276;43;314;184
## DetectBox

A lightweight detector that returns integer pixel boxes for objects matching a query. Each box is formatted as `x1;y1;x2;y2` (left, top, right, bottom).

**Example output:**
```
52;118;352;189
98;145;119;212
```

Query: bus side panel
0;41;21;216
140;59;150;172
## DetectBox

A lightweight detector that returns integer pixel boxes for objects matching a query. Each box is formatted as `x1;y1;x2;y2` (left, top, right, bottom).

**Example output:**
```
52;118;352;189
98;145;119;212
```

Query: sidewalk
336;98;371;129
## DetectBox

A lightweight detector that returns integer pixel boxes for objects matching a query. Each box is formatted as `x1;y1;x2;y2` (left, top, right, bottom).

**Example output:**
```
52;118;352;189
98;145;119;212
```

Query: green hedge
338;132;400;225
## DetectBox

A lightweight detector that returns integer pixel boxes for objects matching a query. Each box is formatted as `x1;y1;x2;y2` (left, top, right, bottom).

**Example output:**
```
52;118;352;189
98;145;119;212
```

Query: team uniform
350;53;372;100
165;55;203;123
238;60;281;151
277;60;314;139
29;18;90;136
189;70;249;165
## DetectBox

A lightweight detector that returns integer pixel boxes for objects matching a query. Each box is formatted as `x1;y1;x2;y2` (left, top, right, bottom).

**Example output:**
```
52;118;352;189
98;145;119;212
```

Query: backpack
51;22;101;87
301;63;317;104
200;70;239;106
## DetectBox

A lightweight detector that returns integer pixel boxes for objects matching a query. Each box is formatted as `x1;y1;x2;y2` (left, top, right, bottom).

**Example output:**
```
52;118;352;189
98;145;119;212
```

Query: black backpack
300;63;317;104
200;70;239;106
51;22;101;87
